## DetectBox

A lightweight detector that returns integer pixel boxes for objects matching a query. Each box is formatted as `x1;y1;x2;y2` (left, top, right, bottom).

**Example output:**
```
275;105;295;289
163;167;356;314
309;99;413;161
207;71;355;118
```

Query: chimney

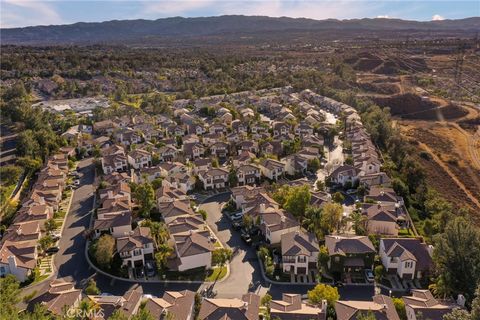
281;215;286;223
457;294;466;307
8;255;17;269
259;203;266;213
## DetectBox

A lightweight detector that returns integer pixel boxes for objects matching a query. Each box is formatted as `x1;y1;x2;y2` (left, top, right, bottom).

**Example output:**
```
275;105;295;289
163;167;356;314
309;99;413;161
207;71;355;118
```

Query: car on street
145;262;156;277
73;179;80;187
365;269;374;282
45;246;60;255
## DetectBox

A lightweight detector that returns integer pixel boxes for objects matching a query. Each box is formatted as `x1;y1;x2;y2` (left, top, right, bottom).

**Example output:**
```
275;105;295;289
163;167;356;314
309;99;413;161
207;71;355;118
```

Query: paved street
55;158;96;282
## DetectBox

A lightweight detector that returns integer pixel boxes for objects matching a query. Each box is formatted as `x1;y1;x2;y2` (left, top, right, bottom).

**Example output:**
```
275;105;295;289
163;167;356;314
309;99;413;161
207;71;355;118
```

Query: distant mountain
1;15;479;45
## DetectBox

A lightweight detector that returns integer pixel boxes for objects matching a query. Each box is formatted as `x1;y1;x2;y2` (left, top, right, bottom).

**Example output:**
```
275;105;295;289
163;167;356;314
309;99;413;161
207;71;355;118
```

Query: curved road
22;159;373;302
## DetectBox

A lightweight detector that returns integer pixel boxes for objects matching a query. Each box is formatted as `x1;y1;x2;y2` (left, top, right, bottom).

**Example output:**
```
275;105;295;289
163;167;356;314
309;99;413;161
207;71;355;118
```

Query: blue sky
1;0;479;28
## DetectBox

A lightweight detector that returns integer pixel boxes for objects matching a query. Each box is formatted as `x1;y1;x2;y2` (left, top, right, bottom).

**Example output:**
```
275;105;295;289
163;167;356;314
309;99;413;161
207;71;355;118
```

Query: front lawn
205;266;227;281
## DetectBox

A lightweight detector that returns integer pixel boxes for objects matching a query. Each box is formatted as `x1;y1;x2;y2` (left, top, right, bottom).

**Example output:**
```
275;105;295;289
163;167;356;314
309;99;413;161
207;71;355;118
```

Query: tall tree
433;218;480;304
307;284;339;307
133;182;155;218
283;185;311;221
95;234;116;270
0;275;20;320
320;203;343;235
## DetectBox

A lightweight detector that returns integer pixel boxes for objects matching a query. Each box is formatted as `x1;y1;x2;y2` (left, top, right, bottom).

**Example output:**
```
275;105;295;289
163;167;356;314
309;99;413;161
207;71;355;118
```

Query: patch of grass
205;266;227;282
22;290;38;303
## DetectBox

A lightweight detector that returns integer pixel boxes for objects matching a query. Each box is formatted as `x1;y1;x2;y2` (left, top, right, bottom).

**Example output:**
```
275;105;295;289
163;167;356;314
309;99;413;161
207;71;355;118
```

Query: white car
230;212;244;221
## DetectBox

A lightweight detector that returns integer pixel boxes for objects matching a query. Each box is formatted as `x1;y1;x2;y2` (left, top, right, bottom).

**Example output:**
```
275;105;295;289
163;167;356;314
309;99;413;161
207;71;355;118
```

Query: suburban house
335;295;400;320
0;240;38;282
259;159;285;181
403;290;458;320
88;285;143;319
270;294;327;320
198;293;260;320
144;290;196;320
163;172;196;193
160;200;195;224
101;145;128;174
283;154;309;176
359;172;391;188
183;142;205;160
365;186;404;206
116;226;155;268
210;141;229;158
127;149;152;169
329;165;361;186
93;211;132;238
230;186;265;209
324;235;376;280
157;145;178;162
379;238;433;281
233;151;256;167
361;203;404;236
259;207;300;244
273;121;290;137
198;168;229;190
27;280;82;317
237;164;261;186
281;231;319;275
171;230;214;272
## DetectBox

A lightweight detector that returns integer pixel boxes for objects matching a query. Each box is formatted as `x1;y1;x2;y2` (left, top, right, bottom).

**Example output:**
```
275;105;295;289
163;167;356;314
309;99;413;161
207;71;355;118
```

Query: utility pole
453;42;466;98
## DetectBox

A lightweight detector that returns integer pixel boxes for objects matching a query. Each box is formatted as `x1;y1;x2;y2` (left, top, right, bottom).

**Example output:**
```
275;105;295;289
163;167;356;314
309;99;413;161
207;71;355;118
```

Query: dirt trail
418;142;480;210
448;123;480;171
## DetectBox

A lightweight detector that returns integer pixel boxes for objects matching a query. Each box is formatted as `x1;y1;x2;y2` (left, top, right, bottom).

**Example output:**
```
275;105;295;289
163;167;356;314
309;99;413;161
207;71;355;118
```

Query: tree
131;308;154;320
332;192;345;204
443;308;472;320
242;214;253;230
44;218;57;233
0;166;22;186
109;310;128;320
374;265;385;282
308;158;321;172
155;244;173;271
95;234;116;270
211;158;219;168
472;284;480;320
307;284;339;307
283;185;311;221
133;182;155;218
77;298;101;320
320;203;343;234
393;298;407;320
347;210;367;235
38;235;54;252
142;220;169;247
0;275;20;319
433;217;480;304
85;279;100;295
316;180;325;192
212;248;232;266
357;310;377;320
198;209;208;221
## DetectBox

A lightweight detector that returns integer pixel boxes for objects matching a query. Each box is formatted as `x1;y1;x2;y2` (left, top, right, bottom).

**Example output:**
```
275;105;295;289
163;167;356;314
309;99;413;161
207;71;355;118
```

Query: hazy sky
1;0;479;28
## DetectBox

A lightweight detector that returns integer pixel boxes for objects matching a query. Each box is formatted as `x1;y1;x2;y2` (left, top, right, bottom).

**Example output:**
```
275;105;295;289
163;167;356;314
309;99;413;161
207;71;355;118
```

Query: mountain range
1;15;479;46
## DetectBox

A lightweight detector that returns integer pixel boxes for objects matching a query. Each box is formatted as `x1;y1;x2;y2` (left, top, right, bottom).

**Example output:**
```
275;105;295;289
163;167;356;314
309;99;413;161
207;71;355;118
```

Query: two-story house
259;159;285;181
198;168;229;190
117;227;155;268
127;149;152;169
281;231;319;275
379;238;433;281
237;164;261;186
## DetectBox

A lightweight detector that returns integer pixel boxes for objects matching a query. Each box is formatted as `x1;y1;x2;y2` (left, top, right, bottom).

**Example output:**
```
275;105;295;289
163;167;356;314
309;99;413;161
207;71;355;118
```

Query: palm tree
347;210;367;235
77;298;100;320
155;243;173;271
142;220;169;247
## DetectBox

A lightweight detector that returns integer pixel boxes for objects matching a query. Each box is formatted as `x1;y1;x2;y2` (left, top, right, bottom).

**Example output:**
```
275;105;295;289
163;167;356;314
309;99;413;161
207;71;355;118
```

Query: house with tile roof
324;235;376;280
116;226;155;268
403;290;459;320
270;293;327;320
198;293;260;320
335;295;400;320
27;279;82;316
379;238;433;281
281;231;319;275
144;290;196;320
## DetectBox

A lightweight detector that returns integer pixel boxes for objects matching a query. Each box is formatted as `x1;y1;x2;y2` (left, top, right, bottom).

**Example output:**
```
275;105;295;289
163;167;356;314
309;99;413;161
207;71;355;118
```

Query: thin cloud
1;0;63;28
432;14;445;21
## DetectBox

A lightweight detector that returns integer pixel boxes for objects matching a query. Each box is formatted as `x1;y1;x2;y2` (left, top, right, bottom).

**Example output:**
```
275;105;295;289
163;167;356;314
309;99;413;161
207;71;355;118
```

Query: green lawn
205;266;227;282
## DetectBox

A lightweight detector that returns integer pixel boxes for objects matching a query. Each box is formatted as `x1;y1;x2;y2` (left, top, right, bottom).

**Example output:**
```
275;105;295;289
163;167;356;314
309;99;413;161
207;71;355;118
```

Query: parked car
240;231;252;244
135;267;145;278
230;212;244;221
232;221;242;230
189;195;197;200
73;179;80;187
145;262;156;277
365;269;374;282
45;246;60;255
